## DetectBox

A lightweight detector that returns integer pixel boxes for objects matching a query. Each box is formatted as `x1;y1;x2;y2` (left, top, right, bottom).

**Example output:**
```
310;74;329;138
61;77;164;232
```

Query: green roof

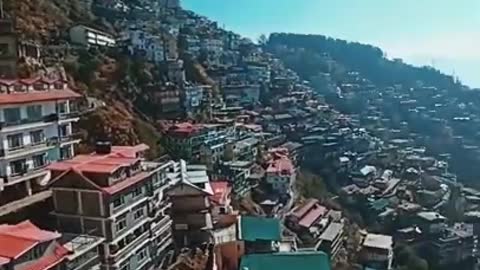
239;216;281;242
240;251;331;270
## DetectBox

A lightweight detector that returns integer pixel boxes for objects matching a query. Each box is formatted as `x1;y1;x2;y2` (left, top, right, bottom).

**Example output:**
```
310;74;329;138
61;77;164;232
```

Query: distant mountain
267;33;465;91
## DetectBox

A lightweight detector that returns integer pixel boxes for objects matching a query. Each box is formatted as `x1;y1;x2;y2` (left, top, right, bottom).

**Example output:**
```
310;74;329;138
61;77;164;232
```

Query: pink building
265;153;295;195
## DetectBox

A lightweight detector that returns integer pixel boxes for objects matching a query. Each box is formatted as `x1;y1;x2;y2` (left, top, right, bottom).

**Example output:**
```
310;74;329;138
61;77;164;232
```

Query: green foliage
133;119;164;159
296;169;330;199
267;33;462;90
394;245;429;270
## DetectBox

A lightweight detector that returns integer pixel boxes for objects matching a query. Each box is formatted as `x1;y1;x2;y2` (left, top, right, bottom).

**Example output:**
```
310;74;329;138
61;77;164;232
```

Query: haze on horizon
183;0;480;88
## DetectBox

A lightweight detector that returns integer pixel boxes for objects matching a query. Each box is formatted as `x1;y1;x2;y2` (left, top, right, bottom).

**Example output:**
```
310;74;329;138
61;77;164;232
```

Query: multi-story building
48;143;175;270
431;223;480;267
265;154;295;196
69;25;116;47
224;137;259;162
220;161;254;197
317;222;345;259
183;84;205;115
167;160;213;247
0;78;81;221
360;233;393;270
223;84;260;107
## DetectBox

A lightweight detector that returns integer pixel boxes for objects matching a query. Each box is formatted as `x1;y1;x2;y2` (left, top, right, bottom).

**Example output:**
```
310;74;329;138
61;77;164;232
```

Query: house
265;154;295;196
317;222;345;258
0;78;81;221
238;216;281;254
286;199;329;243
183;85;206;115
0;220;68;270
69;25;116;47
48;143;175;270
360;233;393;270
209;182;233;218
167;161;213;247
240;251;331;270
431;223;480;267
163;122;206;160
223;84;260;106
416;211;447;235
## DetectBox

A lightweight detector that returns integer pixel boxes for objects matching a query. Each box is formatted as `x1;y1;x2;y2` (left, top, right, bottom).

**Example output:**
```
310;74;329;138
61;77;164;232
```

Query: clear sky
182;0;480;88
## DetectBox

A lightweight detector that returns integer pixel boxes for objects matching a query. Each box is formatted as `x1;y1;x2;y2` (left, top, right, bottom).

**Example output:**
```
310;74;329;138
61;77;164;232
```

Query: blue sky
183;0;480;88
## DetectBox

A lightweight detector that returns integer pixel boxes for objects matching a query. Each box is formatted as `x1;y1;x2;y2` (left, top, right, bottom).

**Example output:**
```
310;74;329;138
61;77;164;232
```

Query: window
56;102;67;114
7;133;23;149
59;124;69;138
115;217;127;233
119;260;130;270
32;154;46;168
0;44;9;56
132;186;142;198
4;107;21;123
10;159;27;175
113;196;125;208
133;208;144;220
26;105;42;121
30;130;45;145
136;248;148;262
60;145;73;160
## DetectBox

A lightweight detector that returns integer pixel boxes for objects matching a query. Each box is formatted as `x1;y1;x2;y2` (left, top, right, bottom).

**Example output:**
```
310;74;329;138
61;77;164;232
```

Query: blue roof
240;251;331;270
239;216;281;242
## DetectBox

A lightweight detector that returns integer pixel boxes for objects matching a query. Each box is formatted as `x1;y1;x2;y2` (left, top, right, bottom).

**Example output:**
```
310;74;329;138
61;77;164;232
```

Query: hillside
267;33;464;90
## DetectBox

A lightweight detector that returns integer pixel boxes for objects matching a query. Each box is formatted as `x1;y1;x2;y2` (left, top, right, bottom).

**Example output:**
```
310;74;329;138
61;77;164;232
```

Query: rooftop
416;211;447;222
240;251;331;270
0;221;62;260
209;182;231;205
319;223;344;242
239;216;281;242
267;156;294;175
362;233;393;250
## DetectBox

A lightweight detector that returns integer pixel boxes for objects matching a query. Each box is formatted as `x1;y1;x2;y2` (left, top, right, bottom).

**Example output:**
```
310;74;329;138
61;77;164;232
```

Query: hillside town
0;1;479;270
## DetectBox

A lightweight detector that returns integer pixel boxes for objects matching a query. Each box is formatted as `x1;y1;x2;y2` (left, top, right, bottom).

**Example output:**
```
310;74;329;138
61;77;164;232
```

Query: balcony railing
108;230;150;264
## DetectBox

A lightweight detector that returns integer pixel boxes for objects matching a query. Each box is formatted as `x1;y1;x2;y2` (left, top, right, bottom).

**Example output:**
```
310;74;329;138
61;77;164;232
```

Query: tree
258;34;268;47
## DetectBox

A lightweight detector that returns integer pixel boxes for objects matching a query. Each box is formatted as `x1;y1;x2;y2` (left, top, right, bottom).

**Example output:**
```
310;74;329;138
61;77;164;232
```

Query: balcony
108;229;150;264
1;141;56;160
43;113;59;123
151;215;172;237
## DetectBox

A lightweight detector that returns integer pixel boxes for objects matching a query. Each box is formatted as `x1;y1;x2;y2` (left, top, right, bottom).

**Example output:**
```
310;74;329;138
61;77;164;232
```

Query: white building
70;25;116;47
361;233;393;270
0;77;81;218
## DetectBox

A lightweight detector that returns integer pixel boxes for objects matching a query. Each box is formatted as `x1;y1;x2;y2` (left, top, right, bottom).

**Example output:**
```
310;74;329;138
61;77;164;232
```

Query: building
0;220;69;270
240;251;331;270
265;154;295;196
167;160;213;247
223;84;260;106
183;85;205;115
209;181;233;218
220;160;254;197
238;216;281;254
69;25;116;47
317;222;344;258
360;233;393;270
48;143;175;270
224;137;259;162
431;223;479;267
286;199;329;243
416;211;447;235
0;78;81;221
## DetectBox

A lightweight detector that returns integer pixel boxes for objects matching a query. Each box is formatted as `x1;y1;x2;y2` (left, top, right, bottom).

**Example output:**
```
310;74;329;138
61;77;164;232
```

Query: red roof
292;199;319;219
0;234;37;259
266;156;294;175
298;204;327;228
49;144;151;196
209;182;231;205
102;171;150;195
167;122;203;137
23;243;69;270
0;79;17;86
0;221;62;260
0;90;81;105
19;77;41;85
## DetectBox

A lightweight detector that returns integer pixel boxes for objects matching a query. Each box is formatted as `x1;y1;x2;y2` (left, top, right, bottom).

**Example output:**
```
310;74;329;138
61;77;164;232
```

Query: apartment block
0;78;81;221
49;143;175;270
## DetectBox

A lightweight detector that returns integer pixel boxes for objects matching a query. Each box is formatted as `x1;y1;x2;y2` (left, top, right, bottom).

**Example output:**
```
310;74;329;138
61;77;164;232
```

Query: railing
108;230;150;264
5;162;50;183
